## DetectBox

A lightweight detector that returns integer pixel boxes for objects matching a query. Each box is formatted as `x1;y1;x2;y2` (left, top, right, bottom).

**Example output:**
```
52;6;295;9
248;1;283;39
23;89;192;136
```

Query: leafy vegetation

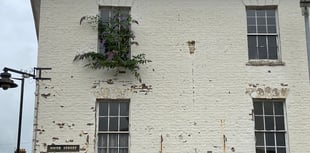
74;11;151;82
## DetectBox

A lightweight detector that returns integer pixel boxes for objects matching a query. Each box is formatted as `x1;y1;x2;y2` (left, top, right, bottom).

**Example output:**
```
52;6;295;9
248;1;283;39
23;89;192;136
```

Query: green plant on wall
74;11;151;82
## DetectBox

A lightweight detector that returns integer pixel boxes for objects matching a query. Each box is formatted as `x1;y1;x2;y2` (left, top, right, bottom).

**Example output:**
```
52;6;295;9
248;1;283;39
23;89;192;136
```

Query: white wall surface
34;0;310;153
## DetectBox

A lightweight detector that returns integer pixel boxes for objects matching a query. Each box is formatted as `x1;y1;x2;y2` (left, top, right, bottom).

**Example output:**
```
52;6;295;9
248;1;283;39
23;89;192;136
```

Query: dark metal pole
16;78;24;153
0;67;51;153
303;7;310;81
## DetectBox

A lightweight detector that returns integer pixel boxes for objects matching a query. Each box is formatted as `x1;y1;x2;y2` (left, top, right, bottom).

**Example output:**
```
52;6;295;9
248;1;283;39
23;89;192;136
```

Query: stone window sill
246;60;285;66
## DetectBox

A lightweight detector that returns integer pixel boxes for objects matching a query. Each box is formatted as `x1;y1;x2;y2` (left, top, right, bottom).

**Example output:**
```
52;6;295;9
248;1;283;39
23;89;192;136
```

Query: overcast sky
0;0;37;152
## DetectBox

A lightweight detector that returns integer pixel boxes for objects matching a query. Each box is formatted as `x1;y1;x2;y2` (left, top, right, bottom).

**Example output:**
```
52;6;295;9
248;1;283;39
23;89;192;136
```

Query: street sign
47;145;80;152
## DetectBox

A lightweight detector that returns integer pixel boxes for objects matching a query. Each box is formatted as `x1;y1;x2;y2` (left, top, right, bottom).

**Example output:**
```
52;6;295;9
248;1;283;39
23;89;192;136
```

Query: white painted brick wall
34;0;310;153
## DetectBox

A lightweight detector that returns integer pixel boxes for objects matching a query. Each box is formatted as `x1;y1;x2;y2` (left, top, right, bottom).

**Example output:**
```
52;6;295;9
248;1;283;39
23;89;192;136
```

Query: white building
30;0;310;153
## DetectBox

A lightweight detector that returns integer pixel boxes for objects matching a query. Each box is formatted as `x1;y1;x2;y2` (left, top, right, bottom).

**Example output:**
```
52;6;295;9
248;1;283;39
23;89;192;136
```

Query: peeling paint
86;135;89;143
86;123;94;126
81;131;88;135
131;83;152;93
231;147;235;152
65;139;74;143
94;87;130;98
56;123;65;128
246;84;289;99
107;79;114;84
41;93;51;98
187;40;196;54
92;79;153;98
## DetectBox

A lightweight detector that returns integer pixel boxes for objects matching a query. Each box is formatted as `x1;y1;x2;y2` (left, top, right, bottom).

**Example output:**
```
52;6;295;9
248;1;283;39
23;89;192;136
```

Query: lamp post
0;67;51;153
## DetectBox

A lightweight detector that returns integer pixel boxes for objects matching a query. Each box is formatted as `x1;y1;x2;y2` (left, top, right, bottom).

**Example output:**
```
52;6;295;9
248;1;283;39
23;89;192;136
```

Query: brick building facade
31;0;310;153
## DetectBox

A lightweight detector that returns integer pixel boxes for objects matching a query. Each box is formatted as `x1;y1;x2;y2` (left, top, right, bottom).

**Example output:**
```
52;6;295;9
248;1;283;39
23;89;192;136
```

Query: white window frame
246;6;283;66
253;99;289;153
96;99;130;153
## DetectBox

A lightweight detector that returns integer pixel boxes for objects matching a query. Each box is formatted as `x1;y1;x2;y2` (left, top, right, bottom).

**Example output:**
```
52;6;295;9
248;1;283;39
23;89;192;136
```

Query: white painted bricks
34;0;310;153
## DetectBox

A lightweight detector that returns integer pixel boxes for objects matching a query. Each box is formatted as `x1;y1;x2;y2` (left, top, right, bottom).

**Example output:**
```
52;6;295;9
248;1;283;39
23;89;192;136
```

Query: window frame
246;6;284;66
98;6;131;56
96;99;130;153
253;99;289;153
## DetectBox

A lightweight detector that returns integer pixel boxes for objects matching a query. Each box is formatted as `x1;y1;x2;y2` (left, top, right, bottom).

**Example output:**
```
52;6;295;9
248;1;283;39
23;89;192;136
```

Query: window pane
267;17;276;25
265;116;275;130
120;117;129;131
110;103;119;116
256;147;265;153
267;10;275;17
98;148;107;153
258;36;266;48
276;116;285;130
109;149;118;153
98;134;108;147
264;102;273;115
255;132;264;146
255;116;264;130
120;103;129;116
254;102;263;115
257;17;266;25
120;149;128;153
109;134;118;148
277;148;286;153
274;102;283;115
276;133;286;146
110;8;118;20
268;36;278;59
268;47;278;59
99;117;108;131
268;36;277;47
249;47;258;59
247;17;256;25
266;147;276;153
109;117;119;131
99;103;108;116
258;47;267;59
266;133;275;146
100;8;111;22
247;10;255;16
120;7;130;16
257;10;266;16
258;36;267;58
119;134;128;147
258;26;267;33
268;26;277;33
118;12;130;24
248;36;258;59
248;36;257;47
248;26;256;33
